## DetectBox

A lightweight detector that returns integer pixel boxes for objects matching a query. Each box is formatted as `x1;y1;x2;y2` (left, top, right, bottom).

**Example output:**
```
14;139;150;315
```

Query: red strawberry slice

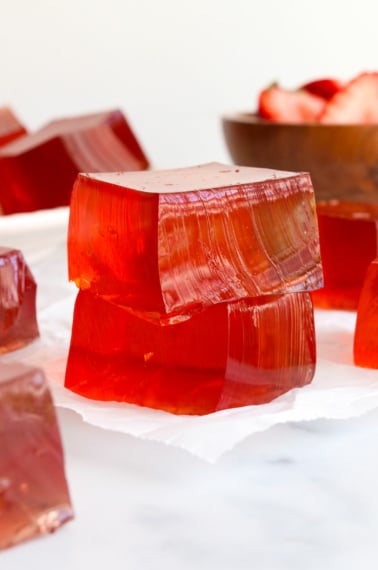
301;78;343;100
258;84;325;123
320;72;378;123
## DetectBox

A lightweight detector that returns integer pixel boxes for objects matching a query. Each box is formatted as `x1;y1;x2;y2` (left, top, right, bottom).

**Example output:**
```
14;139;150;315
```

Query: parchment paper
1;207;378;461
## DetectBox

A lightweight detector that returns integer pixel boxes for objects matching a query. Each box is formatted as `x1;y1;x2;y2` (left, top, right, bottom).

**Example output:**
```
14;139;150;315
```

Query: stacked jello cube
65;162;323;415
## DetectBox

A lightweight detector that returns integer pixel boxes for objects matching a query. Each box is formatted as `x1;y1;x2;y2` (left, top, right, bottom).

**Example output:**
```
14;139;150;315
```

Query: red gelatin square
312;201;378;310
68;163;322;321
0;247;39;353
65;290;316;415
354;257;378;368
0;109;149;214
0;107;27;148
0;363;73;550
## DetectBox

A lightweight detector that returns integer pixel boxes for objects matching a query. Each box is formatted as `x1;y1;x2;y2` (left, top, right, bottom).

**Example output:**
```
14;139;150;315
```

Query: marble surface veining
2;407;378;569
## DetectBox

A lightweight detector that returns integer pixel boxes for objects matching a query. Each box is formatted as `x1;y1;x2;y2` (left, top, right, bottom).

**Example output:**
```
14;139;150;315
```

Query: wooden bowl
222;113;378;202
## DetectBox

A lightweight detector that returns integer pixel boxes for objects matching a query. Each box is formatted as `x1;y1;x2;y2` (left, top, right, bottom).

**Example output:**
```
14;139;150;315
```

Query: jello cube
0;109;149;214
312;200;378;310
68;163;322;321
65;290;316;415
0;363;73;550
0;247;39;353
354;258;378;368
0;107;27;148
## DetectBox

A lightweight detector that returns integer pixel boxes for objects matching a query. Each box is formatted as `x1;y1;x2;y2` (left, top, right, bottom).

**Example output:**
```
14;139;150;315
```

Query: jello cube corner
0;107;27;148
0;362;74;551
65;290;316;415
68;162;323;321
0;109;149;215
0;246;39;353
354;257;378;368
312;200;378;310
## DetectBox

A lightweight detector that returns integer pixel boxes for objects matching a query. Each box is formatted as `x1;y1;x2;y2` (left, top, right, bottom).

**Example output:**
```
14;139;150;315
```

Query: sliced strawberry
258;84;326;123
320;72;378;124
301;78;343;100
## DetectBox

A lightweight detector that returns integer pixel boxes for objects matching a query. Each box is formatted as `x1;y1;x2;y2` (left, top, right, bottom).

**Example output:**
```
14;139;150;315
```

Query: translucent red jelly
0;247;39;353
65;290;316;415
0;109;149;214
65;163;322;413
68;163;322;321
354;258;378;368
312;201;378;310
0;107;27;148
0;363;73;550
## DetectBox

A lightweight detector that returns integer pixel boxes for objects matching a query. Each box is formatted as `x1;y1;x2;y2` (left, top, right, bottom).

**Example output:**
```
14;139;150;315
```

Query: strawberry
320;72;378;124
258;84;326;123
301;78;343;100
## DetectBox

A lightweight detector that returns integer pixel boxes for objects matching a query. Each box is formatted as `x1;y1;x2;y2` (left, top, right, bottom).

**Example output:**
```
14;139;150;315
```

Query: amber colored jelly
0;363;73;550
354;258;378;368
68;163;322;321
65;289;316;415
0;107;27;148
0;247;39;353
312;201;378;310
0;109;149;214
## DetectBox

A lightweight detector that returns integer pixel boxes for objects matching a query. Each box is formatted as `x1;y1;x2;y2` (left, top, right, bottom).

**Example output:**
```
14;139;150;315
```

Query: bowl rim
222;111;377;129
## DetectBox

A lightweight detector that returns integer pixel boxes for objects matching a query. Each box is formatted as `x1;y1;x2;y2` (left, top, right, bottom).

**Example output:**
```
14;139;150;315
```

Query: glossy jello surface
68;163;322;321
0;247;39;353
354;258;378;368
65;290;316;415
0;107;27;148
0;109;149;214
0;363;73;550
312;201;378;310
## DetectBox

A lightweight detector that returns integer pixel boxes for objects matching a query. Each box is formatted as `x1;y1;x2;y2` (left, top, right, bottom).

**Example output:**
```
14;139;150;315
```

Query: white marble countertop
2;208;378;568
2;406;378;569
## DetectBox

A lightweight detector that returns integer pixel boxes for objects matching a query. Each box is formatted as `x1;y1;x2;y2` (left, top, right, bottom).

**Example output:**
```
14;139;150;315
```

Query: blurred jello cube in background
65;162;323;414
312;201;378;310
0;107;27;148
354;258;378;368
0;247;39;353
0;363;74;551
0;109;149;215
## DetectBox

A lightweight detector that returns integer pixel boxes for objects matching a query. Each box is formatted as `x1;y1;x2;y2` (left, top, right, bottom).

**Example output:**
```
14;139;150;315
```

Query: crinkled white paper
1;207;378;462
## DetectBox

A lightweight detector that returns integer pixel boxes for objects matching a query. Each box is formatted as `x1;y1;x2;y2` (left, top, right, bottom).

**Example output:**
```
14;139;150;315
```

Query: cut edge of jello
0;362;74;551
68;163;323;321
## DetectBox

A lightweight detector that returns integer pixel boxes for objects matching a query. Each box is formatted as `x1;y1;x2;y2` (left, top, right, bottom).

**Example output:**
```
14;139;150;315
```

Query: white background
1;0;378;167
